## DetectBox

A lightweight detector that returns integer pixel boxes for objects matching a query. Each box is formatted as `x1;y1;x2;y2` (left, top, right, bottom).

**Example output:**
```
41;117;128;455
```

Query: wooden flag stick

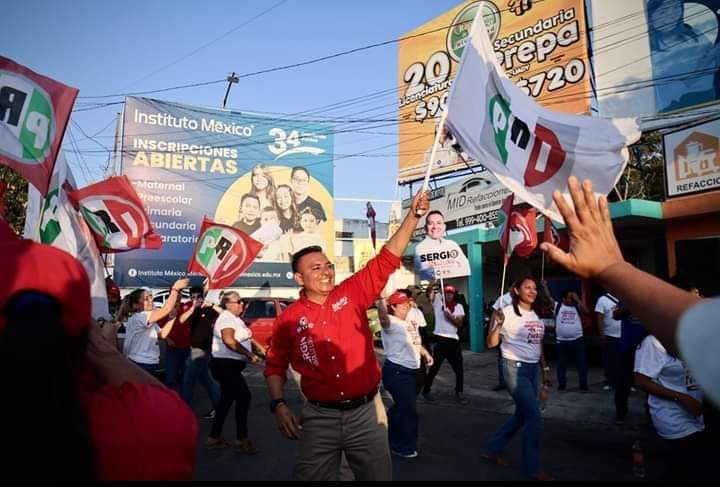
500;259;508;300
417;109;450;216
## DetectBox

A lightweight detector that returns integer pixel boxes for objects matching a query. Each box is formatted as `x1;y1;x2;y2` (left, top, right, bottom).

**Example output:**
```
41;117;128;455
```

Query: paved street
190;348;667;481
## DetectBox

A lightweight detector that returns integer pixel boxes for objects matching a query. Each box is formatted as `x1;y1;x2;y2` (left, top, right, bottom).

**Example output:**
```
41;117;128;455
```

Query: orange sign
398;0;591;184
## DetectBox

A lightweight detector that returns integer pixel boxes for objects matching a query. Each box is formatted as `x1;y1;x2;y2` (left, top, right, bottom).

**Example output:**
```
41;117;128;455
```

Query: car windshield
243;300;277;319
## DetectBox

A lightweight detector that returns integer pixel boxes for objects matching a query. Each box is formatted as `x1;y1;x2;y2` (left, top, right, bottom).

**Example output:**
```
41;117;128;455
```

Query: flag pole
541;252;545;282
368;225;376;257
439;274;446;309
417;109;450;216
500;258;508;300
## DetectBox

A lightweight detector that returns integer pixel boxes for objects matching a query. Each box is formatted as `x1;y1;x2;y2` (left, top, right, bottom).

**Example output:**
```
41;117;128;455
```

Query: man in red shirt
158;298;194;393
264;189;429;481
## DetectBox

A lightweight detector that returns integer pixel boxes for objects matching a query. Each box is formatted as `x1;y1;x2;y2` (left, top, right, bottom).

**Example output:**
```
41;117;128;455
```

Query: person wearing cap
376;291;434;459
263;188;429;481
116;278;191;376
421;282;468;404
0;239;197;481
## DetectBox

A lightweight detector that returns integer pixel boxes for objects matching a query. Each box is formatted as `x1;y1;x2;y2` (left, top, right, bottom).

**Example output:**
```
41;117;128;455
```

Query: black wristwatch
270;398;287;413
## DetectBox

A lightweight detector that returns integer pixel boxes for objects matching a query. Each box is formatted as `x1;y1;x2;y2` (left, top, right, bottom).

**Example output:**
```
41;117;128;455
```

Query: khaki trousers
293;393;392;481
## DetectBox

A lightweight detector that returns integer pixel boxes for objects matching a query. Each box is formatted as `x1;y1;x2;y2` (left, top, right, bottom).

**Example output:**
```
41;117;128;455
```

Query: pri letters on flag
188;217;263;289
508;207;537;258
66;175;162;252
0;56;79;195
444;11;641;223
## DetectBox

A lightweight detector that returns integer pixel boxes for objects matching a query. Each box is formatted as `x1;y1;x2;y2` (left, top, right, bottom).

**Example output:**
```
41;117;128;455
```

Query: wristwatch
270;398;287;413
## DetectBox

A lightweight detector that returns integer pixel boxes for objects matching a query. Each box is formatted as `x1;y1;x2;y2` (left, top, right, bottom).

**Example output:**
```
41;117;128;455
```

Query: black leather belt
308;388;378;411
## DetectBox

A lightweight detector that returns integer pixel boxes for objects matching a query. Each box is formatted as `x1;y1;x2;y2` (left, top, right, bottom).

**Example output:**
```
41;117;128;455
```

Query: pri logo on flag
196;226;252;282
0;71;54;163
78;195;156;250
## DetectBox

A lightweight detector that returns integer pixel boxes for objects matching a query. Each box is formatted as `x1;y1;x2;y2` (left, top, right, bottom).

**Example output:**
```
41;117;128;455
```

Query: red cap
387;291;410;306
443;284;456;294
0;239;91;336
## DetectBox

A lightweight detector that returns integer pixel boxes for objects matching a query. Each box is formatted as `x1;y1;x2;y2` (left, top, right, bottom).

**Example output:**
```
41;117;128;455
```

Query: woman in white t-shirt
116;278;190;375
634;334;709;480
207;291;264;454
483;276;552;481
377;291;433;459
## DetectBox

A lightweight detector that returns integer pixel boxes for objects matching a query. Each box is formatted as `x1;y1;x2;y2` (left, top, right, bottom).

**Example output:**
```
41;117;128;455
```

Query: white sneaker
391;450;418;458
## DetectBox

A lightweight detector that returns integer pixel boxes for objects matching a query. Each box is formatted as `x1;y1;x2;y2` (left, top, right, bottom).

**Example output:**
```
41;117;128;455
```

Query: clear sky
2;0;465;221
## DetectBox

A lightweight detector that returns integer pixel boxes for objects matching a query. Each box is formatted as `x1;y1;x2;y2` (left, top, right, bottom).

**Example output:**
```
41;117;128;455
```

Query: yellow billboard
353;239;387;272
398;0;591;184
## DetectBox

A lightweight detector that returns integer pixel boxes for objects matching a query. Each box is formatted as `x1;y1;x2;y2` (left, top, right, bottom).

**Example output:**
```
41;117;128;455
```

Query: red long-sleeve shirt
264;247;400;401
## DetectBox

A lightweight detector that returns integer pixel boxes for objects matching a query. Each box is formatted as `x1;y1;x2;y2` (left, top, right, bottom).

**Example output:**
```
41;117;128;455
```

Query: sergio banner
114;96;334;288
397;0;591;183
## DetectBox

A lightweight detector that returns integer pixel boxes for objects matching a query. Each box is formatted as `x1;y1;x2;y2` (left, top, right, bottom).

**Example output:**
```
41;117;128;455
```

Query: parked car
241;297;295;349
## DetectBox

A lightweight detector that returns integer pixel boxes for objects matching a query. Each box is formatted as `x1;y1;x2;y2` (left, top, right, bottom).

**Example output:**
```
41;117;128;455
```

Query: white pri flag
23;153;110;319
444;9;641;223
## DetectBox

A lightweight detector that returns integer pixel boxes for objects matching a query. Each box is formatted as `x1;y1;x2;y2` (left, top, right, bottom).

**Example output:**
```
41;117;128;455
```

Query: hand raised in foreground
540;177;624;279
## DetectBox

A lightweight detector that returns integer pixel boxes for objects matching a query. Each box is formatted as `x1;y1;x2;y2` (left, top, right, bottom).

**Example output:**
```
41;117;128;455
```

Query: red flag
509;207;538;257
65;175;162;252
187;217;263;289
543;215;569;252
0;181;17;242
366;201;377;251
497;194;514;263
0;56;78;195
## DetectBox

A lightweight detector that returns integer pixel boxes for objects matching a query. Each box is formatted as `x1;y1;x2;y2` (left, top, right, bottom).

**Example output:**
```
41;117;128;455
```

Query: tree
610;130;666;202
0;166;28;235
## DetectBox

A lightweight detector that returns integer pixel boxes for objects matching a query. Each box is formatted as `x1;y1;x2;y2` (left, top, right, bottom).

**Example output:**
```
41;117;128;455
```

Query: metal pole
223;72;239;109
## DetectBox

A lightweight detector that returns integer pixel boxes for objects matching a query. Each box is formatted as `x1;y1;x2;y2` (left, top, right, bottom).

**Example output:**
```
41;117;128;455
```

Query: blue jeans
487;359;542;477
556;337;588;389
165;347;190;392
382;360;419;455
181;347;221;407
131;361;159;375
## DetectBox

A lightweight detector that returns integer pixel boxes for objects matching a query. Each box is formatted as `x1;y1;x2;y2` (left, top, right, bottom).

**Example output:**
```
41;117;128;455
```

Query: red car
241;297;295;350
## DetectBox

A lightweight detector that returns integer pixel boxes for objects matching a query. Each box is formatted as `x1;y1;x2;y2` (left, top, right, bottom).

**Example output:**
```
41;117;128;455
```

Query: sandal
233;439;259;455
480;452;510;467
206;437;230;449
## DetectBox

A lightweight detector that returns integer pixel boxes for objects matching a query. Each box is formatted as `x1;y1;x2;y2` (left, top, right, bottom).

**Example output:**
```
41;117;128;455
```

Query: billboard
114;96;334;288
402;171;513;239
398;0;592;184
590;0;720;118
663;117;720;197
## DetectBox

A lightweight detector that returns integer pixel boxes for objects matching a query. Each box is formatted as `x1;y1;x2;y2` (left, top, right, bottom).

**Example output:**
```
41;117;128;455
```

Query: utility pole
222;72;239;108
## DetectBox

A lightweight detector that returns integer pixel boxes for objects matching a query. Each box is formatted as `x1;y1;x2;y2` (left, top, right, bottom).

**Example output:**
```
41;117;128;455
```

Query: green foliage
610;131;666;202
0;166;28;234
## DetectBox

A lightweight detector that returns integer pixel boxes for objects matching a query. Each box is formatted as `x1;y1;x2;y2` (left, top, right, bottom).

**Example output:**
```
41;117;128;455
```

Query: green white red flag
0;56;78;195
65;175;162;252
187;217;263;289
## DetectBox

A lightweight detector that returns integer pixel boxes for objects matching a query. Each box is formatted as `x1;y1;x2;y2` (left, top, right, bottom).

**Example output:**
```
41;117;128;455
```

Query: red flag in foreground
543;215;569;252
509;207;538;257
366;201;377;251
0;56;79;195
66;175;162;252
497;194;514;263
187;217;263;289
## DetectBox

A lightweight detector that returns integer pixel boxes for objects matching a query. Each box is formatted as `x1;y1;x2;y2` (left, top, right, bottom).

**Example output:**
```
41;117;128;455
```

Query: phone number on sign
454;210;499;228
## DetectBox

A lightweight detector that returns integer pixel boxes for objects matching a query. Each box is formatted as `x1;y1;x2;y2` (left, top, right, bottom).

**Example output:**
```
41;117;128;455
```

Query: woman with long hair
249;163;277;211
117;279;189;375
483;276;552;481
275;183;298;233
207;291;265;453
0;240;197;481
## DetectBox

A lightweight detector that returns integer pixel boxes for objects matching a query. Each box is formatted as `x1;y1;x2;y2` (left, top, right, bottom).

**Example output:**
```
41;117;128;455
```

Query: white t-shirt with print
594;294;621;338
212;310;252;361
499;305;545;363
406;306;427;329
123;311;161;365
555;303;584;342
634;335;704;439
432;293;465;340
382;314;422;370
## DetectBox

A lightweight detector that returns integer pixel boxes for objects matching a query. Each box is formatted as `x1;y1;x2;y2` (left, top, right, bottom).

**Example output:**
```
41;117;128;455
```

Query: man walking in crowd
181;285;221;420
542;281;589;392
422;283;468;405
290;166;327;223
595;290;621;391
263;188;429;481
